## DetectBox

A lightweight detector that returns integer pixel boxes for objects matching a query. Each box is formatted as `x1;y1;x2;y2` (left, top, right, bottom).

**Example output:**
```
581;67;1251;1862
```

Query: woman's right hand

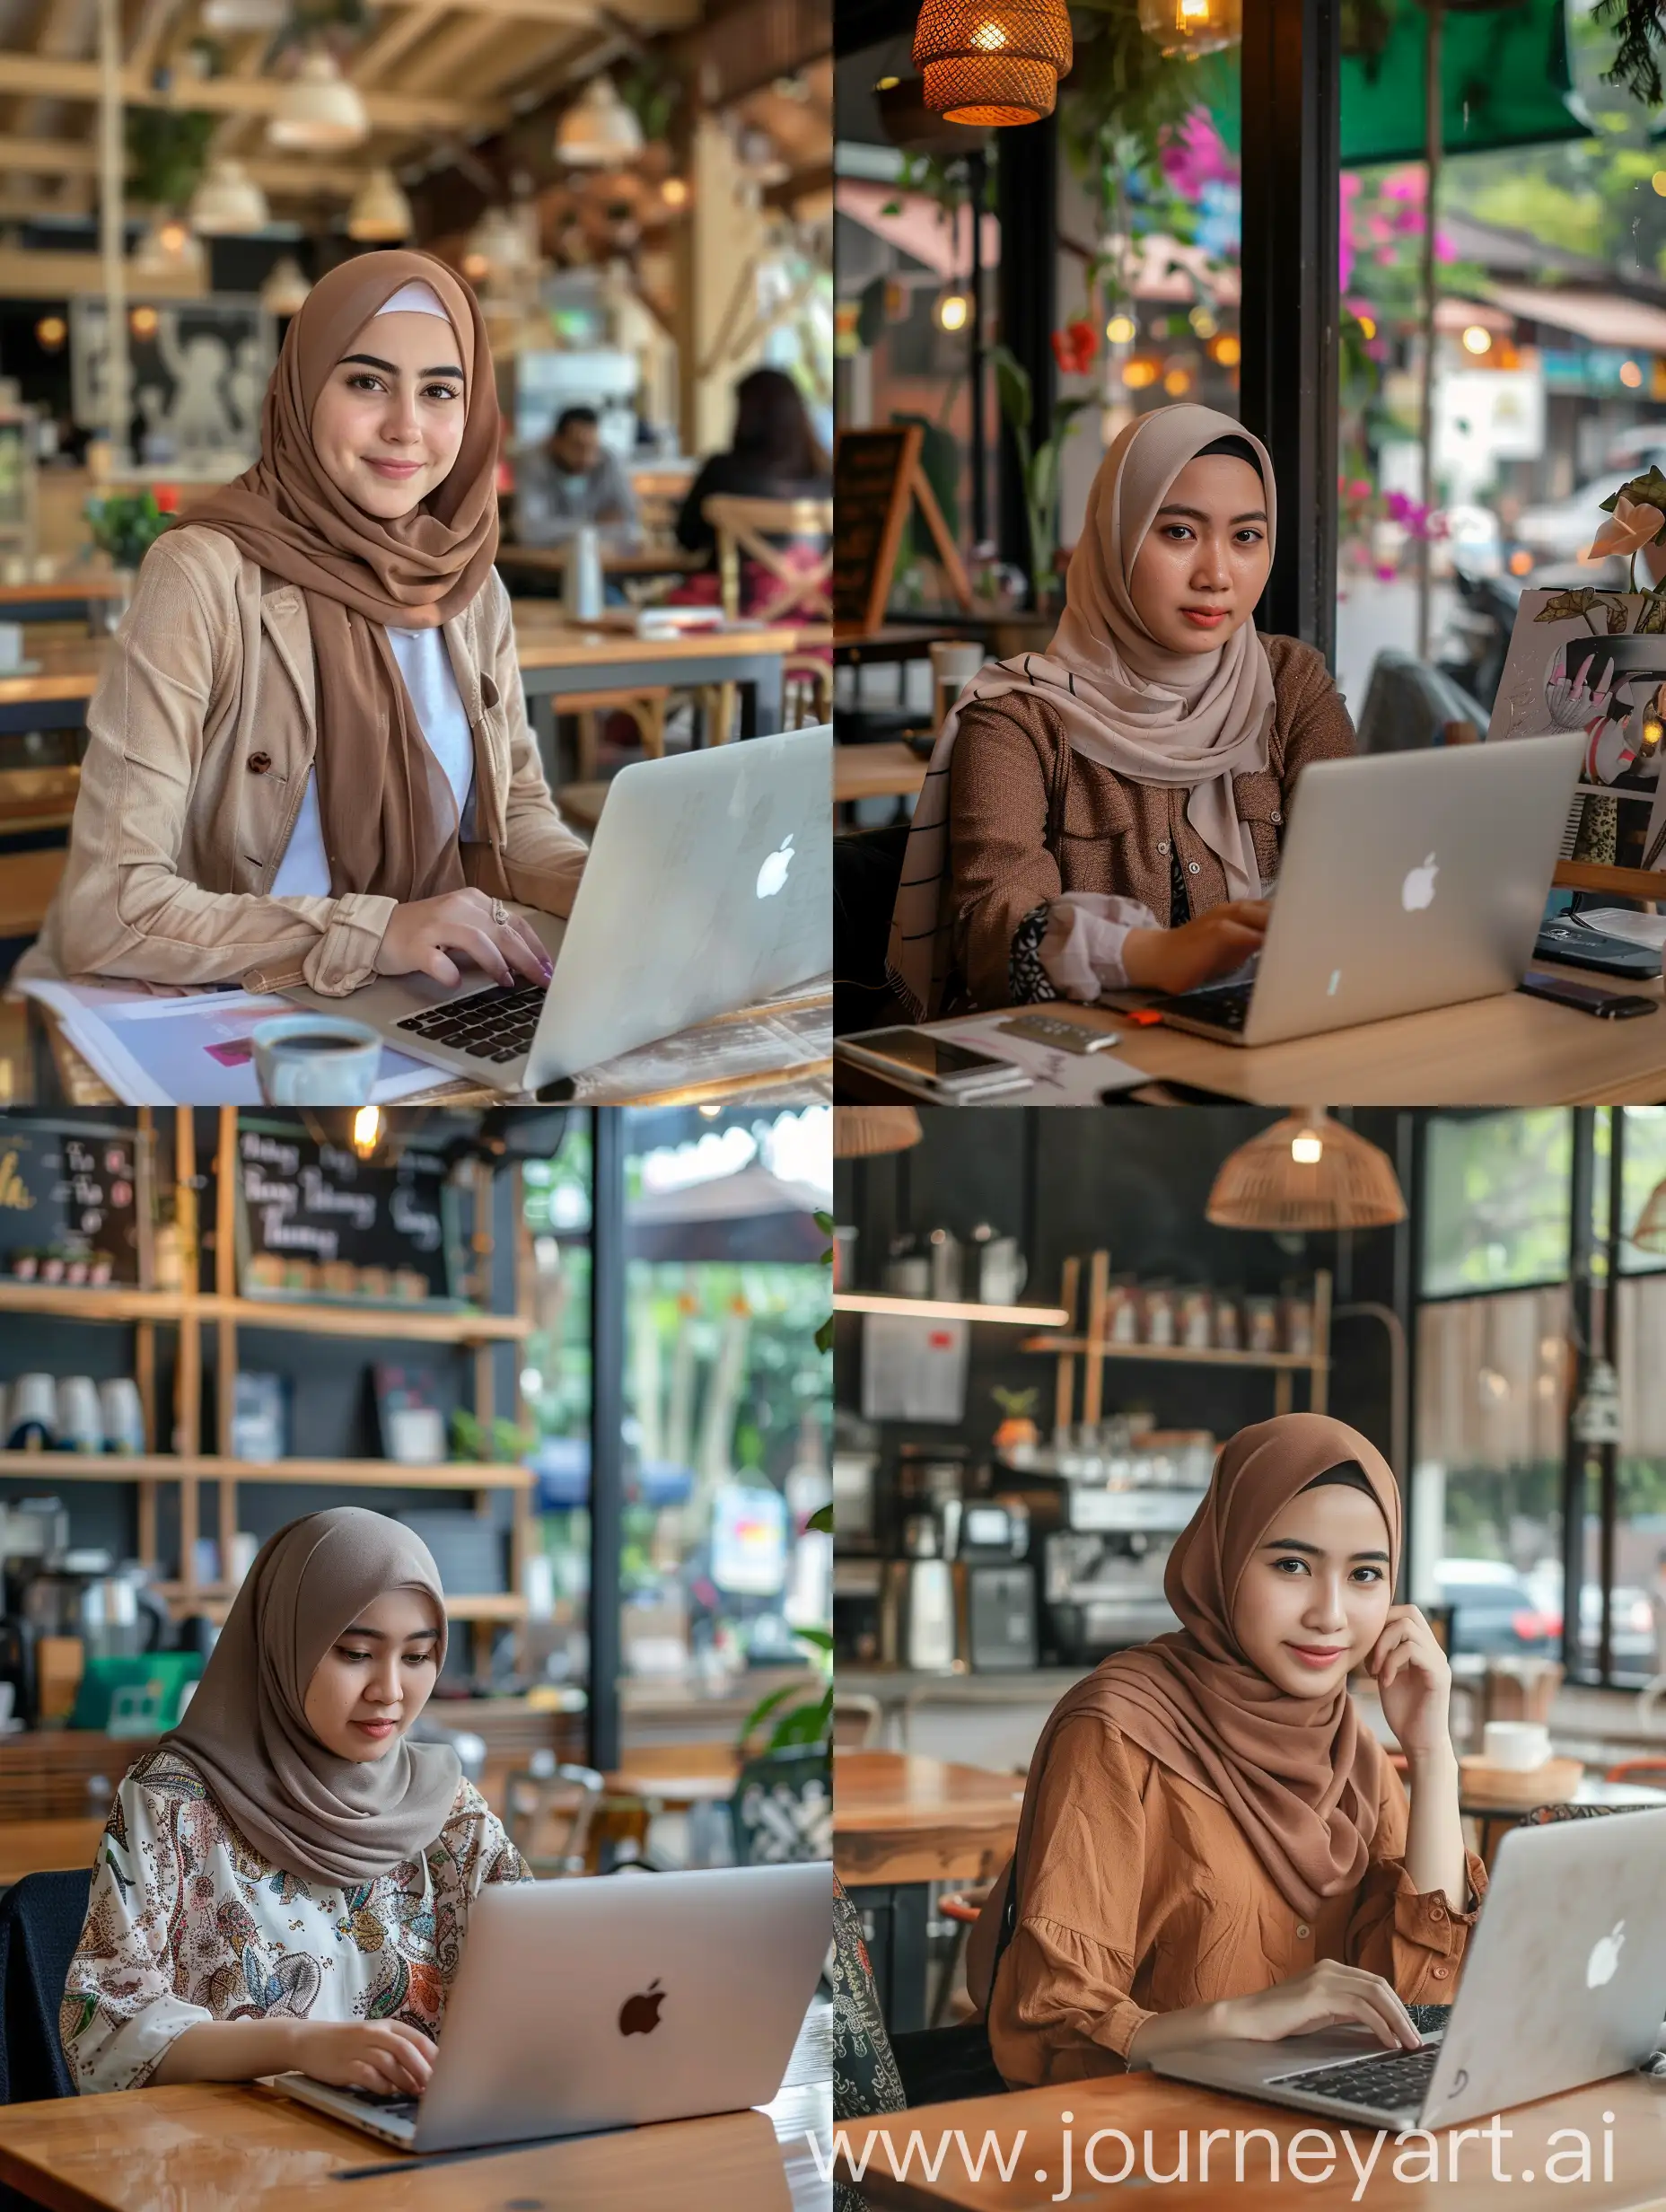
287;2019;438;2095
1214;1962;1422;2052
375;891;552;992
1122;901;1269;996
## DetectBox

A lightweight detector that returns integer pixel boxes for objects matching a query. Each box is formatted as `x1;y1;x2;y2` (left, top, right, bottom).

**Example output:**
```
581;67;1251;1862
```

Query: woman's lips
1181;607;1229;628
353;1718;399;1736
1286;1644;1346;1667
365;459;423;478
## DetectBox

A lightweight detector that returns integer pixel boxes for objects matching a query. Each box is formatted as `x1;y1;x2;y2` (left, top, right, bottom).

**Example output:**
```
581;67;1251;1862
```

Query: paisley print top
61;1744;530;2093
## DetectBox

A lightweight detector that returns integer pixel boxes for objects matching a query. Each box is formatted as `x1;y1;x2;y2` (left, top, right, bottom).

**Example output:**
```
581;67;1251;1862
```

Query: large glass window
1420;1110;1573;1297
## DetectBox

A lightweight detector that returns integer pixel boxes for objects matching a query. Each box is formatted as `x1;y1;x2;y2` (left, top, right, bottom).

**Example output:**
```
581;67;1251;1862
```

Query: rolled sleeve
1037;894;1159;1000
1346;1848;1487;2000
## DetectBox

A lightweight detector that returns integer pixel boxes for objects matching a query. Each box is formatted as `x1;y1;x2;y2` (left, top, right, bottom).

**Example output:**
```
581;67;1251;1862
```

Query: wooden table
495;543;706;582
0;572;129;621
605;1742;742;1807
1461;1775;1666;1868
0;630;106;734
0;2001;831;2212
0;1814;105;1885
834;964;1666;1108
835;1751;1026;2034
832;621;981;665
843;2067;1666;2208
835;741;929;806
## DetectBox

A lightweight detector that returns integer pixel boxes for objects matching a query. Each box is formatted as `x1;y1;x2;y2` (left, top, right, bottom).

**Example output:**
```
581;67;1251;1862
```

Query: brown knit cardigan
945;633;1356;1010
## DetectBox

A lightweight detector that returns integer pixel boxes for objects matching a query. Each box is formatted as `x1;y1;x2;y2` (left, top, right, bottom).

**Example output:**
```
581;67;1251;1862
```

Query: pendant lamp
347;168;414;242
912;0;1074;127
1206;1109;1407;1232
260;253;311;316
267;50;369;152
189;160;270;235
833;1109;923;1158
556;76;644;166
1136;0;1242;58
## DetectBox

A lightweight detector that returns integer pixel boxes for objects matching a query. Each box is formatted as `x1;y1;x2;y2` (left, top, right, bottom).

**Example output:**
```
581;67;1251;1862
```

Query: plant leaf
792;1625;834;1651
1535;588;1600;624
1637;586;1666;635
739;1682;804;1742
806;1502;833;1535
1608;597;1633;634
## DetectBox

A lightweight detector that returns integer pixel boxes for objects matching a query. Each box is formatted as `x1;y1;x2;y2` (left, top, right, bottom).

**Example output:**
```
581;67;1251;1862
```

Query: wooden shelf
0;1284;186;1322
159;1585;527;1625
0;1453;531;1490
0;1285;529;1342
1021;1336;1326;1370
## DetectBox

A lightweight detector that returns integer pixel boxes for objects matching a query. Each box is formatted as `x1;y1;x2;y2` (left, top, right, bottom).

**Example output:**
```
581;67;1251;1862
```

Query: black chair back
0;1870;90;2108
834;825;912;1036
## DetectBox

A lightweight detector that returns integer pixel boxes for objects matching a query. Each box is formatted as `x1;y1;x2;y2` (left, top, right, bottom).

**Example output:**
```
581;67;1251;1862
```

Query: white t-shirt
270;624;477;898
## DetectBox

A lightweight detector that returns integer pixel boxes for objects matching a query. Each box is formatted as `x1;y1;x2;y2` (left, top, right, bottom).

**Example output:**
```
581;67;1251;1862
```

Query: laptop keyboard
394;981;545;1064
1269;2045;1439;2113
1158;982;1252;1031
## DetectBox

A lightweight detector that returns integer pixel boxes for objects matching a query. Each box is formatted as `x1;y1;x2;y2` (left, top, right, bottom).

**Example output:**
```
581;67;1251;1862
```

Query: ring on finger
489;898;511;926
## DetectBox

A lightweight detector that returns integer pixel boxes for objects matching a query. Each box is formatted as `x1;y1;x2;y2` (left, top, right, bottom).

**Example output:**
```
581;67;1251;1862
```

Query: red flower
153;485;180;514
1049;320;1099;377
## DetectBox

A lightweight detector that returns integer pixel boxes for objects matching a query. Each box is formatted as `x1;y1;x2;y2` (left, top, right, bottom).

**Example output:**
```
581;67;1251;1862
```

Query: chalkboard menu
234;1123;461;1305
833;426;917;633
0;1119;147;1286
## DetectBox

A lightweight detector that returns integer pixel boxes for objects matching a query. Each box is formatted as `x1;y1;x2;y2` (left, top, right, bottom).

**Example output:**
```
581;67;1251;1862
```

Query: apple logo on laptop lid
618;1978;666;2035
1587;1919;1626;1989
757;836;794;900
1401;854;1439;912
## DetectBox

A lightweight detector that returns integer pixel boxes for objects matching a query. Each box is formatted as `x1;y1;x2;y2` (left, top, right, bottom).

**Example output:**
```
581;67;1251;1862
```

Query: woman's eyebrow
339;1623;442;1641
1155;502;1267;525
338;353;464;380
1259;1535;1390;1561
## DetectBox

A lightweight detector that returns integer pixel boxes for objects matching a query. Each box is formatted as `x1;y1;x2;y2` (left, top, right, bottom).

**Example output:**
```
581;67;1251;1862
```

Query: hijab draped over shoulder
887;402;1278;1019
162;1506;460;1887
969;1414;1400;2001
187;250;501;903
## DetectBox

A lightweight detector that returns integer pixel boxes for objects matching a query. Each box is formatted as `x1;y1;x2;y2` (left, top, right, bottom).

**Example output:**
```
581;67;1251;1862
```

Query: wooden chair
701;494;834;736
555;686;670;783
502;1751;606;1876
832;1693;881;1751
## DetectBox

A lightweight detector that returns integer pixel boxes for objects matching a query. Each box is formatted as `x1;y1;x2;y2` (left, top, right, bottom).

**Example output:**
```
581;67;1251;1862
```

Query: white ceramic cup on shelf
1483;1720;1552;1771
56;1374;103;1453
5;1374;56;1449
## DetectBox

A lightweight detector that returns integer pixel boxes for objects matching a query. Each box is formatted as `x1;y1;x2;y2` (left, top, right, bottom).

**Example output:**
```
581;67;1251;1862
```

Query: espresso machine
957;1500;1039;1672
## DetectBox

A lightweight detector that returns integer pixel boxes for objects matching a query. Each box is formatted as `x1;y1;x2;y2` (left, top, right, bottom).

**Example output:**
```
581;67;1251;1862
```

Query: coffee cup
55;1375;102;1453
929;640;986;727
98;1377;145;1456
252;1014;382;1106
5;1374;56;1449
1483;1720;1551;1771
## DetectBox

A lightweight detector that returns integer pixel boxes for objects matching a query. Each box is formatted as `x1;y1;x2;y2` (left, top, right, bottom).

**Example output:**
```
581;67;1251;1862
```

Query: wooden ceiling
0;0;829;224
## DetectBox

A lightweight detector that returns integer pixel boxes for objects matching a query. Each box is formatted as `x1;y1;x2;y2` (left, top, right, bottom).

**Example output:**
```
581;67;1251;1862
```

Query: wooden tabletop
833;1751;1025;1889
0;571;129;604
605;1742;742;1806
495;543;706;578
836;741;930;804
0;629;107;703
844;2067;1666;2208
831;621;979;661
510;613;806;672
0;2004;831;2212
836;963;1666;1108
0;1814;105;1884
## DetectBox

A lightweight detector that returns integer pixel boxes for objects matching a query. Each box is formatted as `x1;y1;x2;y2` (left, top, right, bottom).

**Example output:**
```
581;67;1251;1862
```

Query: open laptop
1147;733;1585;1045
278;724;831;1093
276;1860;830;2155
1151;1806;1666;2131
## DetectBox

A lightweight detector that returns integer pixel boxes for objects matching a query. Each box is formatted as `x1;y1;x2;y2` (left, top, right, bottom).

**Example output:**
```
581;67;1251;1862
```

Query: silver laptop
1152;1807;1666;2131
276;1860;830;2154
280;724;831;1093
1150;733;1585;1045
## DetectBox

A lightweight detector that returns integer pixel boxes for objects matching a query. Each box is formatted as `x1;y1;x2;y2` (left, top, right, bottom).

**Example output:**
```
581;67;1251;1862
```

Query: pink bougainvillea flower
1583;494;1666;565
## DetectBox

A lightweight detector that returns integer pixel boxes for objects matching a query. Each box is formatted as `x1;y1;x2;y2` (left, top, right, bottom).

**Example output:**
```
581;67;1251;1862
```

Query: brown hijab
969;1414;1399;2001
188;250;501;901
162;1506;460;1888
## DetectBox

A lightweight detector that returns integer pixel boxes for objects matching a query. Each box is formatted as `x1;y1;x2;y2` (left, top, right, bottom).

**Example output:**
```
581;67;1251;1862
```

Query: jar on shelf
1283;1286;1317;1359
1244;1295;1279;1354
1142;1284;1178;1347
1178;1286;1213;1351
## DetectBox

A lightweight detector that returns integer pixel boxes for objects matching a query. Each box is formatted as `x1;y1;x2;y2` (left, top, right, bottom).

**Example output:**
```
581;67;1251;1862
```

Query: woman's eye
1352;1566;1383;1583
338;1647;373;1663
1235;528;1265;546
1272;1556;1308;1575
1163;524;1195;542
424;384;462;403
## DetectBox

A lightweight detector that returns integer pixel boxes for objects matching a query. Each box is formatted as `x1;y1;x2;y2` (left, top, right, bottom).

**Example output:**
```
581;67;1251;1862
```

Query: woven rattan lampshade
1206;1109;1407;1232
834;1108;924;1158
912;0;1074;126
1634;1172;1666;1254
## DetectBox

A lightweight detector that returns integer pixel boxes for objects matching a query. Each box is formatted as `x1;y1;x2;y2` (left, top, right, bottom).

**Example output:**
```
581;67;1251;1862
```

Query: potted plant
83;486;180;628
991;345;1094;618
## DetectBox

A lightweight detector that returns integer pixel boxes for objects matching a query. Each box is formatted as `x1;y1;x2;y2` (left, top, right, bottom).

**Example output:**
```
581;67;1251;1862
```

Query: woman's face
310;309;468;521
1127;453;1271;655
1231;1482;1394;1698
303;1586;442;1761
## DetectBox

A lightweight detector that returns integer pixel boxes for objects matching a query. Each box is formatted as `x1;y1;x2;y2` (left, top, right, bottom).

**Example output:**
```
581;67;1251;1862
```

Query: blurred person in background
675;367;830;562
515;404;639;542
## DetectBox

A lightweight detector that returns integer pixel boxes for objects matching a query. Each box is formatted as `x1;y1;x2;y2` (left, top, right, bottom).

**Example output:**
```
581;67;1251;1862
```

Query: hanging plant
1061;0;1208;181
124;108;217;209
615;57;680;144
1597;0;1666;106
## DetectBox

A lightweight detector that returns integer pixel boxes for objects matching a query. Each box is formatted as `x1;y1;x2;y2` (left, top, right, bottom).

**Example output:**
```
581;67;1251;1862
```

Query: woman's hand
1214;1961;1423;2052
375;891;552;992
1365;1602;1453;1766
288;2019;437;2095
1122;901;1269;996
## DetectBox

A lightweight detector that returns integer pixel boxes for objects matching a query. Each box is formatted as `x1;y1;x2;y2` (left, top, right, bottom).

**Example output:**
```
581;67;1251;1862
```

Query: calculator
996;1014;1124;1055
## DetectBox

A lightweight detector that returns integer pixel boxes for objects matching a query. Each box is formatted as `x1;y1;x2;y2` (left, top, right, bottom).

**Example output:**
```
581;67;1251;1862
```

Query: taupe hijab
886;403;1278;1019
970;1415;1399;2001
188;250;501;902
162;1507;460;1888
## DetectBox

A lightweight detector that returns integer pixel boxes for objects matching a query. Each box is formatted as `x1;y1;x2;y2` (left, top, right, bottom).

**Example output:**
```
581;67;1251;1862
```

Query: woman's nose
381;391;421;443
1303;1576;1348;1630
1189;539;1230;590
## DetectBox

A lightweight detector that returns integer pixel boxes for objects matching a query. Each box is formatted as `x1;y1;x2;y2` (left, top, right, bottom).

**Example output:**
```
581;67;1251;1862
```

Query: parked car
1433;1558;1558;1656
1519;1565;1658;1672
1517;449;1666;566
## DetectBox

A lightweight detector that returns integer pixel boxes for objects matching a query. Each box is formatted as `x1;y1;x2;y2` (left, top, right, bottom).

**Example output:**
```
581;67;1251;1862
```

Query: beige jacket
24;523;587;996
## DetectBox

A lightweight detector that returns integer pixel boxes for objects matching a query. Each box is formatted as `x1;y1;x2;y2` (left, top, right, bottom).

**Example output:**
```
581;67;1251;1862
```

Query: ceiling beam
0;132;386;199
0;53;509;133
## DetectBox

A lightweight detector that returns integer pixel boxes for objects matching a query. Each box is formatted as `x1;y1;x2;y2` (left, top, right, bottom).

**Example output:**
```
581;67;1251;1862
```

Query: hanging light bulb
934;285;971;333
1136;0;1242;57
267;50;369;152
346;167;413;242
189;159;270;235
131;215;206;281
661;176;689;209
129;305;160;339
912;0;1074;125
260;253;311;316
35;315;66;352
556;76;644;166
1206;1109;1407;1231
351;1106;382;1160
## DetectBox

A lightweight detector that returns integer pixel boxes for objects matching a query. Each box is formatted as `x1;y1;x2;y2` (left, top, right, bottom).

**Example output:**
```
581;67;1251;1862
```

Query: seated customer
514;406;640;542
674;367;831;568
61;1508;529;2093
967;1414;1483;2087
23;251;580;998
886;404;1355;1021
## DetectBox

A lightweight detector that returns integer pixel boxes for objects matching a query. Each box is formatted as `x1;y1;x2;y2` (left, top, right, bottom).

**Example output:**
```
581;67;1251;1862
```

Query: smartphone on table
1517;972;1658;1021
840;1026;1031;1098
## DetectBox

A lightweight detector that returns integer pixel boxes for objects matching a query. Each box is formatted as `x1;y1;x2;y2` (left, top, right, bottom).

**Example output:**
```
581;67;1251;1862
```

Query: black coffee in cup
272;1033;364;1054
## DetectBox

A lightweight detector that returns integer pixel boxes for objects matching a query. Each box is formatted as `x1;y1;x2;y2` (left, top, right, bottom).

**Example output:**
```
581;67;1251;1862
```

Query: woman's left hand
1365;1603;1453;1765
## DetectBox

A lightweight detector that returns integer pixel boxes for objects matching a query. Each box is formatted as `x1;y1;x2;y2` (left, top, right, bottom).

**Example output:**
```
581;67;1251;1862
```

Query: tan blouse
986;1716;1487;2089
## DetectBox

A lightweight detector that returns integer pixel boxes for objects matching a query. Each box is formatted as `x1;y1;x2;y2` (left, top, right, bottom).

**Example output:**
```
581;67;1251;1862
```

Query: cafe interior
0;0;835;1108
829;1101;1666;2056
830;0;1666;1105
0;1101;833;2201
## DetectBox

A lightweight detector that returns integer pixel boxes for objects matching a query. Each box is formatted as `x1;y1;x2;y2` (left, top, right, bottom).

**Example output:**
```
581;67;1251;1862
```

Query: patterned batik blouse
61;1744;530;2093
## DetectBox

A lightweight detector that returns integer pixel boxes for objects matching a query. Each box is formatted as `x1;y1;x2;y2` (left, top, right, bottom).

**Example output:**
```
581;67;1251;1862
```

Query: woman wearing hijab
29;252;583;1000
887;405;1355;1019
964;1414;1485;2088
61;1508;529;2094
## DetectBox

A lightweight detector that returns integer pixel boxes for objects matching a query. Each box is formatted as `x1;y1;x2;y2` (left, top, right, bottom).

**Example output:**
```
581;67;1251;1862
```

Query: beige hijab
969;1414;1399;2004
886;403;1278;1019
187;250;501;903
162;1506;460;1888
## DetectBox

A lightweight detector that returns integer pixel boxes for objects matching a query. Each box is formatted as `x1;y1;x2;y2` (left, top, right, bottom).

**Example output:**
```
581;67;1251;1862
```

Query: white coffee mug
1484;1720;1551;1771
5;1374;56;1449
253;1014;382;1106
56;1375;102;1453
928;639;986;727
98;1376;145;1456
